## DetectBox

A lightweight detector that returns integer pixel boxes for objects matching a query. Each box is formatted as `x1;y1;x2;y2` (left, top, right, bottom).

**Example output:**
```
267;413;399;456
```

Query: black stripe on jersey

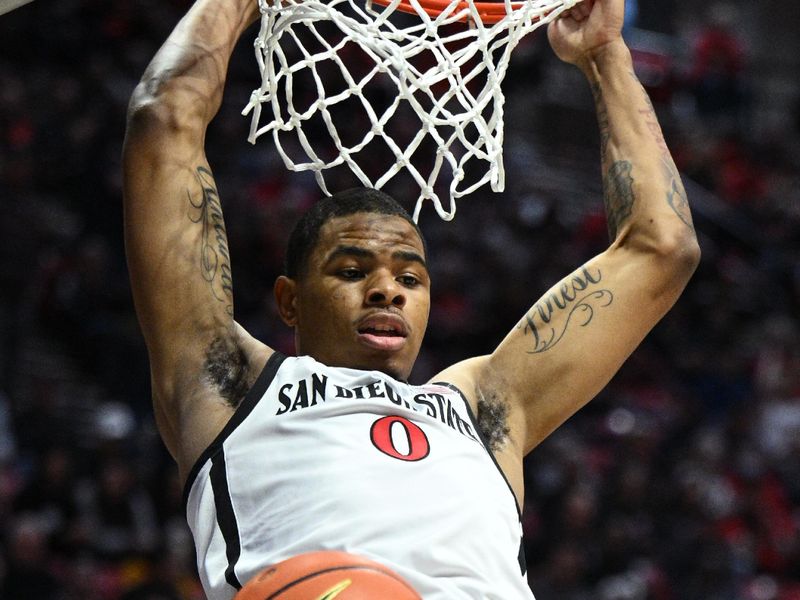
183;351;287;509
210;451;242;590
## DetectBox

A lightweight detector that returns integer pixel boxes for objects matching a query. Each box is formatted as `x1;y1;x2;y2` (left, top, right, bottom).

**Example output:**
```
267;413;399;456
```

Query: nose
365;272;406;308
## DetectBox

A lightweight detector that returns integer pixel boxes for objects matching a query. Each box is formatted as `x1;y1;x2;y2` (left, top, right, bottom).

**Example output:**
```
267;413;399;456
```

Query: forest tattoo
519;267;613;353
188;166;233;316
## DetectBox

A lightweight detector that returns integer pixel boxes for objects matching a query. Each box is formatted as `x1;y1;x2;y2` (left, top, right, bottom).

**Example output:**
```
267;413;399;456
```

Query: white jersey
184;353;534;600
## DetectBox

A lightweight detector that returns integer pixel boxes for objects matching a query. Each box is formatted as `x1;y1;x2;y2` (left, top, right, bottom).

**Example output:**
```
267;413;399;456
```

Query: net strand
244;0;582;221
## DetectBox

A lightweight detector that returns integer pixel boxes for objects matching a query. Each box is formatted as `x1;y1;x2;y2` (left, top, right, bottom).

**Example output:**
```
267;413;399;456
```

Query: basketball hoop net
244;0;583;221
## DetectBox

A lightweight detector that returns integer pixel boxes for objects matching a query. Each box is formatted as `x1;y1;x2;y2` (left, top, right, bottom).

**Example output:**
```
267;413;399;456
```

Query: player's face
286;213;430;381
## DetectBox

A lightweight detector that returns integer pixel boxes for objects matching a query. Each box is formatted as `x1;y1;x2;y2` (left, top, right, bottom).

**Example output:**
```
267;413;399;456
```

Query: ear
274;276;299;327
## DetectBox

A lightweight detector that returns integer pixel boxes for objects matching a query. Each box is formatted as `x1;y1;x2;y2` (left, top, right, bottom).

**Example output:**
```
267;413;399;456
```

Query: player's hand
547;0;626;67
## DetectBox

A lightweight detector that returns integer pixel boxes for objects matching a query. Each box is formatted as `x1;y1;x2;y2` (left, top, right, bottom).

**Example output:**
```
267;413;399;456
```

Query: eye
338;267;364;280
397;274;420;287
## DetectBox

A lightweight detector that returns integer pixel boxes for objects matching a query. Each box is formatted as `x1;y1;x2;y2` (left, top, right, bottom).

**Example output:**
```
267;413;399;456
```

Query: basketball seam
264;564;417;599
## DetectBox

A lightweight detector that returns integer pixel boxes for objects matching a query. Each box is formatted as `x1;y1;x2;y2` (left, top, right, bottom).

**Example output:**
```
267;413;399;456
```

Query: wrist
576;39;632;80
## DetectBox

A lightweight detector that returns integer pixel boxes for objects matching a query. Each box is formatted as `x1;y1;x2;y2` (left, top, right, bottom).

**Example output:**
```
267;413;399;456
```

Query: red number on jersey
370;416;430;461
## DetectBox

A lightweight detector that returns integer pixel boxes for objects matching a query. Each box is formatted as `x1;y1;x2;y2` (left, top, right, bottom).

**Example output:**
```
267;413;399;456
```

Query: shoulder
429;356;488;413
430;355;513;452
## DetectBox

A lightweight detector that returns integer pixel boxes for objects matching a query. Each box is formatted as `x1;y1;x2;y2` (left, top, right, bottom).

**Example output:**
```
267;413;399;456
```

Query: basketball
234;551;422;599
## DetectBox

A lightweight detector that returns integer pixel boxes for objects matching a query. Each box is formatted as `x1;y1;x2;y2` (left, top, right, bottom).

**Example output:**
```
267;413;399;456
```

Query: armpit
204;336;252;408
476;390;511;453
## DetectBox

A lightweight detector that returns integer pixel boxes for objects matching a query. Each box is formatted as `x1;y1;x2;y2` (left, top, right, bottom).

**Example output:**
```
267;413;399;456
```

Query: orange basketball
234;551;422;599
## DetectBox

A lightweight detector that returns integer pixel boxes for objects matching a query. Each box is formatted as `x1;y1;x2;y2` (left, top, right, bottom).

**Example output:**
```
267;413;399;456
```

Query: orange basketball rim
369;0;530;24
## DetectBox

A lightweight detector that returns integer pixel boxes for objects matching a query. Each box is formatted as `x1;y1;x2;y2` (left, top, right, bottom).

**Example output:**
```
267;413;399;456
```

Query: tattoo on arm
595;71;694;232
603;160;635;239
592;81;636;240
188;166;234;316
519;267;613;353
631;72;695;230
591;82;610;161
662;158;693;229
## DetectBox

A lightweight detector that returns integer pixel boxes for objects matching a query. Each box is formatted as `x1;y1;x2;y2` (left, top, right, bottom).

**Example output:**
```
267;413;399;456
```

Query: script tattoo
188;166;233;316
520;267;613;353
604;160;635;239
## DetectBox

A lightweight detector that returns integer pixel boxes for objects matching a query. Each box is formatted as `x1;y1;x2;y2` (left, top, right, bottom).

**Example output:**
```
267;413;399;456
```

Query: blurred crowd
1;1;798;599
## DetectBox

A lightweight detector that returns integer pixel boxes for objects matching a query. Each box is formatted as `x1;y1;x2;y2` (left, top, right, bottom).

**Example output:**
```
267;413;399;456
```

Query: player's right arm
433;0;700;507
123;0;266;473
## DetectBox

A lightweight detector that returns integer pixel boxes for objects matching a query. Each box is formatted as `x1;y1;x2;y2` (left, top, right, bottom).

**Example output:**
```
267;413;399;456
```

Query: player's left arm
436;0;700;471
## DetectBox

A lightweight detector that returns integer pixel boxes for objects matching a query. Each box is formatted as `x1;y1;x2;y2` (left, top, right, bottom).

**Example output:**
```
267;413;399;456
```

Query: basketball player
122;0;699;598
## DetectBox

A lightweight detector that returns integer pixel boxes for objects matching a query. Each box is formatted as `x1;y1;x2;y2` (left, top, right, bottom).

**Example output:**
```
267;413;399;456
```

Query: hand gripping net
243;0;584;221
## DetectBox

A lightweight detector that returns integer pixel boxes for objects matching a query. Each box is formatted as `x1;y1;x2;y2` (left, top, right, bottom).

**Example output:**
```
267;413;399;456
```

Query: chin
308;347;415;382
378;364;411;382
361;361;410;382
347;356;412;382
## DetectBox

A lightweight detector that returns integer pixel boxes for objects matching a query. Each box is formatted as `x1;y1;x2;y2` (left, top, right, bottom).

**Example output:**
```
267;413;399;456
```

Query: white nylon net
244;0;583;221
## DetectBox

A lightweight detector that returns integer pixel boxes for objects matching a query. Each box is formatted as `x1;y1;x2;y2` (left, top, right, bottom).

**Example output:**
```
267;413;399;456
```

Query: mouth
356;313;408;352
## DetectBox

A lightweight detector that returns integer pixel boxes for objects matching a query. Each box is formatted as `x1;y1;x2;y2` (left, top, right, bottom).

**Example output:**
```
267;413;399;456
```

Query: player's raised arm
437;0;700;489
122;0;263;464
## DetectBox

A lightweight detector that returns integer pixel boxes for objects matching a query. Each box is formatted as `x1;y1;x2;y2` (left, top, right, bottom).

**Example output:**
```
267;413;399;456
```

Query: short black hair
284;188;426;278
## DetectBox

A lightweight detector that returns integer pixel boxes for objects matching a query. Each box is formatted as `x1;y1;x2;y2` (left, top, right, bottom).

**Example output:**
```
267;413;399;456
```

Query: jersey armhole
432;380;522;518
182;351;288;508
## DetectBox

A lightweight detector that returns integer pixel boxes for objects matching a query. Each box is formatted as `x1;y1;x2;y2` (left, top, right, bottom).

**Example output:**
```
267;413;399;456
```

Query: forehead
314;213;425;259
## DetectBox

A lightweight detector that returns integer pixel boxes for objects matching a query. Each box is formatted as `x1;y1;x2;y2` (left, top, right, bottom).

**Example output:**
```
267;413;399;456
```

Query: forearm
579;41;696;252
128;0;260;127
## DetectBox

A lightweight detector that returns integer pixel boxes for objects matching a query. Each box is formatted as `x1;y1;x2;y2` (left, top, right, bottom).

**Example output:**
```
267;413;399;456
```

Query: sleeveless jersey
184;353;535;600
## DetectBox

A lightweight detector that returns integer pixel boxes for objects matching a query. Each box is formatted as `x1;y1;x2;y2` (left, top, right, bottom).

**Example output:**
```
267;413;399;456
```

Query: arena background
1;0;799;598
